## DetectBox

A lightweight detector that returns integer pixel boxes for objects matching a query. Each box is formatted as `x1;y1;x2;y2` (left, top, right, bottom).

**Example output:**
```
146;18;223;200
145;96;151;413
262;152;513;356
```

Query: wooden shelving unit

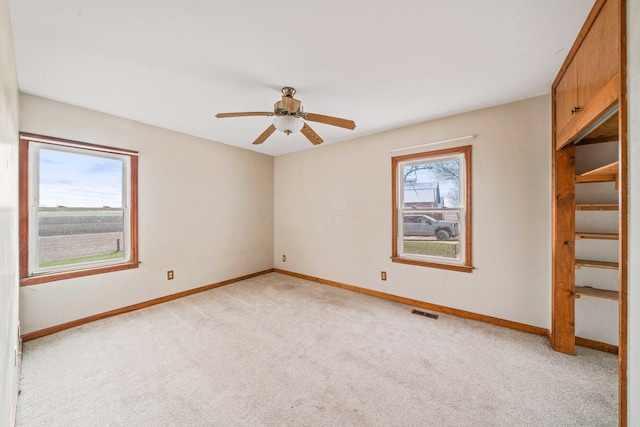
551;0;627;422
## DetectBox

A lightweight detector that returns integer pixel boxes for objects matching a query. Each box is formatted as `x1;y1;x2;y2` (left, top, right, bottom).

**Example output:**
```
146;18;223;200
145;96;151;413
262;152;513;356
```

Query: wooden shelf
576;203;619;211
575;112;619;146
575;286;619;301
575;161;619;184
575;259;619;270
575;232;619;240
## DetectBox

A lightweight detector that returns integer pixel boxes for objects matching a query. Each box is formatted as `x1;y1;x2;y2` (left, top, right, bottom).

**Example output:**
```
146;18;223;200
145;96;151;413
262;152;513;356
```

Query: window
19;133;139;285
391;145;472;272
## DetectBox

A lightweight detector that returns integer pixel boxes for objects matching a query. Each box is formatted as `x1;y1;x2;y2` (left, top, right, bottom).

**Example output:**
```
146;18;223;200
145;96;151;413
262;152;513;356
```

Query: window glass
36;210;125;269
39;148;123;208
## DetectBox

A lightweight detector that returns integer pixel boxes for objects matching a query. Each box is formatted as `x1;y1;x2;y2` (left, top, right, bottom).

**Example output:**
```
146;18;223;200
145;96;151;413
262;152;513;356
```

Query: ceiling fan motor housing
274;97;304;118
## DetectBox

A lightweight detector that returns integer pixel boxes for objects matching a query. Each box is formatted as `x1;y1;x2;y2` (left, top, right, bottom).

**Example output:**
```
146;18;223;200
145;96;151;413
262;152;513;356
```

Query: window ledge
391;256;473;273
20;261;140;286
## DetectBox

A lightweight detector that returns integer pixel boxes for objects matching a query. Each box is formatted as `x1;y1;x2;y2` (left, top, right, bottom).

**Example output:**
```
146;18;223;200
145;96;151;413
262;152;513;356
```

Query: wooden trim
575;336;618;355
556;74;620;150
391;145;473;272
391;152;398;261
617;0;628;422
18;134;140;286
552;0;608;88
390;257;473;273
19;138;30;280
130;155;139;266
19;132;139;155
464;145;473;270
20;262;141;286
21;269;275;342
551;144;576;355
274;269;549;337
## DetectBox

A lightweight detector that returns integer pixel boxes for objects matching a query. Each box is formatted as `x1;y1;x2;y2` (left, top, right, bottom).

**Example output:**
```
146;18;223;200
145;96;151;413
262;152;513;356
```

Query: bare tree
403;160;460;205
403;160;459;182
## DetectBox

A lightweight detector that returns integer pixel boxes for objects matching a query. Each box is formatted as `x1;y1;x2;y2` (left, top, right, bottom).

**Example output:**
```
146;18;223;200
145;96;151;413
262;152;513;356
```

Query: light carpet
16;273;617;426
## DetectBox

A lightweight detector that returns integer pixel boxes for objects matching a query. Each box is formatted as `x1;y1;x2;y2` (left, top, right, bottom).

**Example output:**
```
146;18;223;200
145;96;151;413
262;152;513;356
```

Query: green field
403;241;458;258
39;251;124;268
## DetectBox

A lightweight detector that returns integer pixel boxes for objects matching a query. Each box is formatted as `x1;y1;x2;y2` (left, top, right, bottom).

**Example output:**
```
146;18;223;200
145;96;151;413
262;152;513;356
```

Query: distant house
403;181;443;209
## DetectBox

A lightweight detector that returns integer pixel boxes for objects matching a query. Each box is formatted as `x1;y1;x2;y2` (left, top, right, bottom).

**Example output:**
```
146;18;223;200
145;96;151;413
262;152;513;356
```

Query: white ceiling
9;0;594;156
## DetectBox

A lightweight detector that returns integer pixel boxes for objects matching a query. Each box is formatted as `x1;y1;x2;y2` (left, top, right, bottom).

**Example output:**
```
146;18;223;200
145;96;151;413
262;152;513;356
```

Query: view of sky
39;148;123;208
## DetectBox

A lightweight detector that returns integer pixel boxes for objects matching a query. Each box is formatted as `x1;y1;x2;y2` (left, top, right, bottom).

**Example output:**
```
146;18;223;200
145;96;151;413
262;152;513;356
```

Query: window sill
391;256;473;273
20;261;140;286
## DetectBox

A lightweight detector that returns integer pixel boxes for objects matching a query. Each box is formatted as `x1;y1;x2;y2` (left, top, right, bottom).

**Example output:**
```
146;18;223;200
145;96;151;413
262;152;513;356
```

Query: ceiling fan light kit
216;87;356;146
273;115;304;135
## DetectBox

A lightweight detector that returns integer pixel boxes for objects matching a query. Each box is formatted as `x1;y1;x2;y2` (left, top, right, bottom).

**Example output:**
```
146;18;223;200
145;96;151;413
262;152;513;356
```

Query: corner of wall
1;0;22;424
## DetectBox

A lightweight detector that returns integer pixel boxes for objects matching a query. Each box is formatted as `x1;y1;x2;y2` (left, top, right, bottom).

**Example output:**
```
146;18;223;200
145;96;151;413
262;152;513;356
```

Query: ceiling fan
216;87;356;145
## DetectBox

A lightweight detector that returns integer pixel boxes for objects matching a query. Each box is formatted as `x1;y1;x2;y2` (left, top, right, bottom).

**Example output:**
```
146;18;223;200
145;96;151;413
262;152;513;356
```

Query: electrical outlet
282;255;286;262
381;271;387;281
167;270;174;280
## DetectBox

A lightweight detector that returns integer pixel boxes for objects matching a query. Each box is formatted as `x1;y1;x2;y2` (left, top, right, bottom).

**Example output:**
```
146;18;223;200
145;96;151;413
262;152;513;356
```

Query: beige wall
275;96;553;329
19;94;275;334
0;0;20;424
627;1;639;424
